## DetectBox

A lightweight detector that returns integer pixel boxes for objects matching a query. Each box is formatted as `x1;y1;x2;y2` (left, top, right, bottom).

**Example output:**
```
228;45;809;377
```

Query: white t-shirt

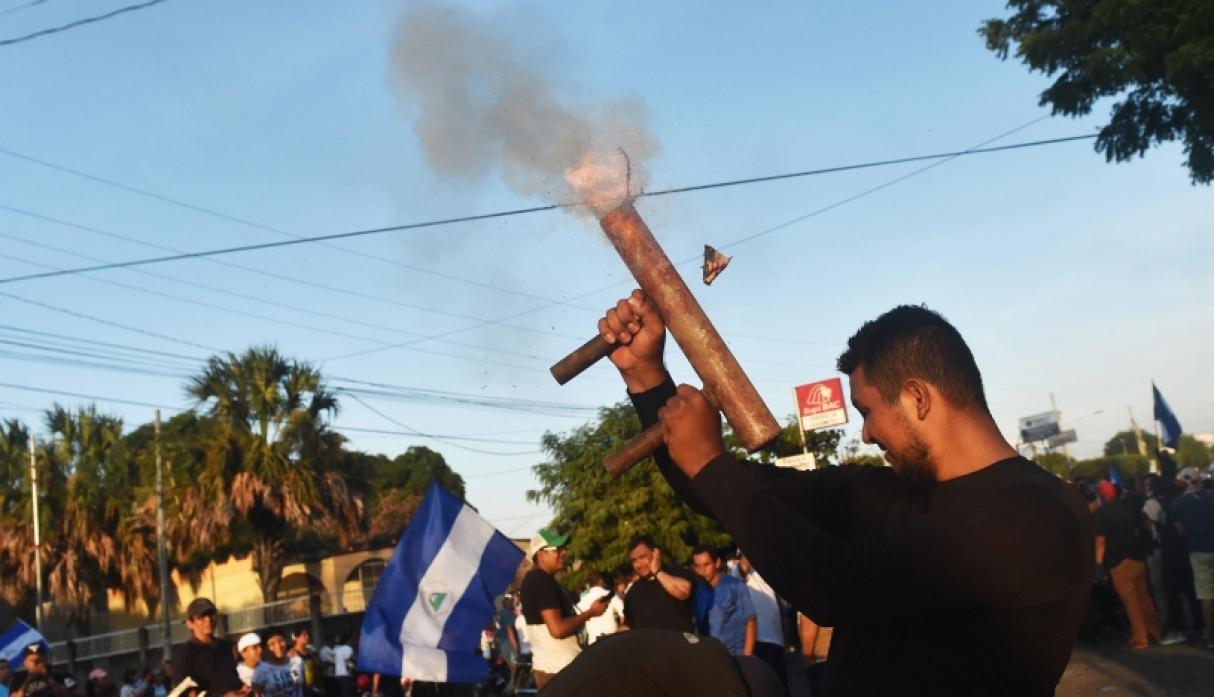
332;645;354;677
237;662;258;687
252;657;303;697
317;647;335;677
745;569;784;646
1143;497;1165;542
513;614;531;654
577;587;623;644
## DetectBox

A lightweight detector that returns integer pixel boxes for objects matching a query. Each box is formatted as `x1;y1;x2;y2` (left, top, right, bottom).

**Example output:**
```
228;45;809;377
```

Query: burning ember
564;149;634;217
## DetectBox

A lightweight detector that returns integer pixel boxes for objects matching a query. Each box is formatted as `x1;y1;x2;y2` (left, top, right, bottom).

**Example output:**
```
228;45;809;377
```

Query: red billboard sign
794;378;849;431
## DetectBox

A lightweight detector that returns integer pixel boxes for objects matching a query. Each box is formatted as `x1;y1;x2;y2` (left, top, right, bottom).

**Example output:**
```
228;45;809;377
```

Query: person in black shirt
621;534;695;633
590;292;1093;696
518;528;607;689
172;598;244;697
1093;480;1186;649
11;647;66;697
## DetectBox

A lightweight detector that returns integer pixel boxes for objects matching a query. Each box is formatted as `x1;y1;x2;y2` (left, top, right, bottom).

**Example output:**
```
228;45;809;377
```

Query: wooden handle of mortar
550;335;614;385
602;423;665;479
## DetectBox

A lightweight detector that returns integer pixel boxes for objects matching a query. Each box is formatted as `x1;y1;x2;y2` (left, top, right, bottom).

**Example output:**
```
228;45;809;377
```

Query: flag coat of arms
357;483;523;683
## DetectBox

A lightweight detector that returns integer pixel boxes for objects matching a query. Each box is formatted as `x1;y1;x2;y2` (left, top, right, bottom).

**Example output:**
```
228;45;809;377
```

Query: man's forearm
743;619;756;656
654;569;691;600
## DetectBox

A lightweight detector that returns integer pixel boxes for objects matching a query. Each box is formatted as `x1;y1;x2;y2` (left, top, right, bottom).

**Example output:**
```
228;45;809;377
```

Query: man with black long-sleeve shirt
590;291;1093;696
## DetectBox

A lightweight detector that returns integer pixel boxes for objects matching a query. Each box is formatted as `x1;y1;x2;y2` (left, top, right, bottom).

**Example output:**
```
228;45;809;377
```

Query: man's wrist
621;364;667;393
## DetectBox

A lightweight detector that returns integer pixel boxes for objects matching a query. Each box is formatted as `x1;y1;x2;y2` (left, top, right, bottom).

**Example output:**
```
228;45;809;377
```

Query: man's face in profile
850;365;934;486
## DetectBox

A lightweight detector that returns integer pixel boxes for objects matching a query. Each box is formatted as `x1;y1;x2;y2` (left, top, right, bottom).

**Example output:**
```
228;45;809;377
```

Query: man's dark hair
691;544;718;561
264;626;286;642
585;572;606;588
837;305;988;412
628;534;657;551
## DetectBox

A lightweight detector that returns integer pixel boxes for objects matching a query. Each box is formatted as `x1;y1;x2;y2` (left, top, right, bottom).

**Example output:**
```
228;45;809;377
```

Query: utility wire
0;0;47;19
343;391;542;457
0;202;583;343
0;132;1097;286
0;145;601;312
0;0;167;47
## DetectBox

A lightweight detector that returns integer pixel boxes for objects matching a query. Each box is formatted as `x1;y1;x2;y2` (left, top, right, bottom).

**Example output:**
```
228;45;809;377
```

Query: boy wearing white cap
236;634;262;688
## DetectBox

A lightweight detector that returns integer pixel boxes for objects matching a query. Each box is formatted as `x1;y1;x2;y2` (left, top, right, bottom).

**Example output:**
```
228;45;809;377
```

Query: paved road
1059;638;1214;697
782;636;1214;696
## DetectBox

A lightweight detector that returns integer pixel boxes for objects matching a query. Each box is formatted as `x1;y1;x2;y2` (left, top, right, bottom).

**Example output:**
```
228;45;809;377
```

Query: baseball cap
88;669;108;681
64;677;78;689
529;528;569;558
237;633;262;653
1096;480;1118;502
186;597;217;619
1178;467;1201;483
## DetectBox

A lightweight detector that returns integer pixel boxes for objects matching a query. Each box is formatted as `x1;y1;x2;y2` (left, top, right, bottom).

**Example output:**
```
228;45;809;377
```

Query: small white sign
776;453;817;470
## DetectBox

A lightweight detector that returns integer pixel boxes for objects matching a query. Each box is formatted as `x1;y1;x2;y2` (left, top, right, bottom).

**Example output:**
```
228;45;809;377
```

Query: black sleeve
629;376;863;533
522;573;564;614
1091;508;1106;537
171;644;191;688
690;454;1084;626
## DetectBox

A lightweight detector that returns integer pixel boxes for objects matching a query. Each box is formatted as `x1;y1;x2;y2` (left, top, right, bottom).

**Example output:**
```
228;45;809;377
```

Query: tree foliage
727;417;844;467
528;403;730;589
0;346;472;629
980;0;1214;183
1104;429;1159;456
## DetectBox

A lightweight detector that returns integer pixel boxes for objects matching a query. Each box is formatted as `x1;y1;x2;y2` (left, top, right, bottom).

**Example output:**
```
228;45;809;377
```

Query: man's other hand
658;385;724;478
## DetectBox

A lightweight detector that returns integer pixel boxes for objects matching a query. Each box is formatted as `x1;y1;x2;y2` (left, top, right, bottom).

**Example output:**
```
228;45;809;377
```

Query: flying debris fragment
702;244;731;285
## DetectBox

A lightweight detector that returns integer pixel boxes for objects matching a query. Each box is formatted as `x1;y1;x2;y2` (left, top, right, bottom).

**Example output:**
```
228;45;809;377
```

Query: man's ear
902;379;932;421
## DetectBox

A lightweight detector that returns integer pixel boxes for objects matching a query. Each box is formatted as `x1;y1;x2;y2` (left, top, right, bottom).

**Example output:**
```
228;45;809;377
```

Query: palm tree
0;418;35;610
187;346;362;602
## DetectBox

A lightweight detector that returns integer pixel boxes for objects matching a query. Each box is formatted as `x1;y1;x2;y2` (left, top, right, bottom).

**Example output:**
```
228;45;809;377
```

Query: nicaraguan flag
357;483;523;683
0;620;51;664
1153;382;1182;449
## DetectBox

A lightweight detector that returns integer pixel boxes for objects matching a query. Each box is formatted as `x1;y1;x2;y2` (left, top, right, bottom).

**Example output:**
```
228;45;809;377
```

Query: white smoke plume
388;3;659;215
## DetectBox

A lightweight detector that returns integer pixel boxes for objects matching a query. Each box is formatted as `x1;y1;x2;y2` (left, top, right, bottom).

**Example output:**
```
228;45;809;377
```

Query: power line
0;0;47;19
343;391;542;456
0;146;601;312
0;132;1097;286
0;203;584;343
0;0;167;47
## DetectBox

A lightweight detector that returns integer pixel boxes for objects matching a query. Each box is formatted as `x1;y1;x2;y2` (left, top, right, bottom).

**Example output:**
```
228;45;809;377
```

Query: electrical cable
0;132;1097;286
0;0;167;47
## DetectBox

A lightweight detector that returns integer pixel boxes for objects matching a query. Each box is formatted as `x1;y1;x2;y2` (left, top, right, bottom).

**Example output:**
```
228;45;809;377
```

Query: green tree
187;347;362;602
1036;452;1077;478
1176;434;1213;469
528;403;729;589
726;417;844;467
1104;430;1159;456
1070;453;1152;481
980;0;1214;183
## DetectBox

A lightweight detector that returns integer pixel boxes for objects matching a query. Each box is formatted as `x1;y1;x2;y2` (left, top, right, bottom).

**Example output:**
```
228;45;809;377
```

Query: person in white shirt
236;633;262;687
736;553;788;689
577;573;624;644
330;637;354;697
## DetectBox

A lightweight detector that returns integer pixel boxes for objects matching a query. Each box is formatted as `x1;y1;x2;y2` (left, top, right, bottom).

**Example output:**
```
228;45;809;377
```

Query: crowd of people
1074;457;1214;651
496;529;826;696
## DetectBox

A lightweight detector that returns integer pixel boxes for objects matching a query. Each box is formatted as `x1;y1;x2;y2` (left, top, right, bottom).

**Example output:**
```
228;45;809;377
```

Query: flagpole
28;433;43;632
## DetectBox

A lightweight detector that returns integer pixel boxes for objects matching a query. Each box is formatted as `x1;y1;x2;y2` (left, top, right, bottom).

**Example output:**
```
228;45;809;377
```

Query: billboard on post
1019;412;1060;443
794;378;849;431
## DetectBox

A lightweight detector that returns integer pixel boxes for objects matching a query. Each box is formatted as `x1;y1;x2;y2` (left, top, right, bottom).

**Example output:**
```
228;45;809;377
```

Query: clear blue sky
0;0;1209;533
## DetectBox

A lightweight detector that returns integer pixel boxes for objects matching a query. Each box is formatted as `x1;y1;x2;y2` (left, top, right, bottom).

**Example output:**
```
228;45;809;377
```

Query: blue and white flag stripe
0;620;50;663
358;483;523;683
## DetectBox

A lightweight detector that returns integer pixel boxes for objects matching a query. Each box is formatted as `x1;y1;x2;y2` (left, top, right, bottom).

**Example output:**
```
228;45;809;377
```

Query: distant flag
1152;382;1183;449
357;483;523;684
1108;462;1123;487
0;620;51;664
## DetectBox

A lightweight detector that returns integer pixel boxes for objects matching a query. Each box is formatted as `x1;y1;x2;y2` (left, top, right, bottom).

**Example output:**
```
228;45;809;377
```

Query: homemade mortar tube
584;203;781;474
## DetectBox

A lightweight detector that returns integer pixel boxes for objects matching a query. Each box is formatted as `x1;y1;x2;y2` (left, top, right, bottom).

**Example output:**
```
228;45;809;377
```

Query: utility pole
156;410;172;661
1128;406;1148;455
28;433;43;631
